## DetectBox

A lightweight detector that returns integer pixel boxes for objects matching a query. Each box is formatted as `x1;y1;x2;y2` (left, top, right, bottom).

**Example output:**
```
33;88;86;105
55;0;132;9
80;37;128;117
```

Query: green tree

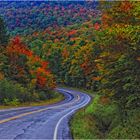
0;17;9;47
95;1;140;113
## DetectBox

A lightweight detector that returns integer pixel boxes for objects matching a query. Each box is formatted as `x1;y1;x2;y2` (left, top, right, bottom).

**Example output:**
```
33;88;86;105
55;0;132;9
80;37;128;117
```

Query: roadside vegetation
0;91;64;109
0;12;56;106
0;1;139;139
70;89;140;139
70;1;140;139
0;1;99;106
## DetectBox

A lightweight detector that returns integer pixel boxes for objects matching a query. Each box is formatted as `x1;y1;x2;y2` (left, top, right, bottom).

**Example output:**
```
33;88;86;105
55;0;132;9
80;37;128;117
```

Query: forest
0;1;140;139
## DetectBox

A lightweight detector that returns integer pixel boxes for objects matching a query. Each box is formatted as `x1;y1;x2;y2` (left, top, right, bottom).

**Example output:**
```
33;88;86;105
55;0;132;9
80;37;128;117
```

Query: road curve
0;88;91;139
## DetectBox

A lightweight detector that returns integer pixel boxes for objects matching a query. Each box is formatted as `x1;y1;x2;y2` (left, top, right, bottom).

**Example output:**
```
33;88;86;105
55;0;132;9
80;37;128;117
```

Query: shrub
86;95;120;134
0;79;30;104
71;94;121;139
3;98;20;106
107;109;140;139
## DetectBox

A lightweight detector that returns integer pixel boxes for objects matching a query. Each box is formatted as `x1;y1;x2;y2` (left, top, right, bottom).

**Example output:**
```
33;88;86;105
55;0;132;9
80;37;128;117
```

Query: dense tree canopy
0;1;139;138
0;17;9;47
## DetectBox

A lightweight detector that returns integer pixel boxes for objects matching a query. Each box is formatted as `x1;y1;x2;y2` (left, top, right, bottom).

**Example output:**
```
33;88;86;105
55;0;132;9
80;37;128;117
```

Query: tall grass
71;90;140;139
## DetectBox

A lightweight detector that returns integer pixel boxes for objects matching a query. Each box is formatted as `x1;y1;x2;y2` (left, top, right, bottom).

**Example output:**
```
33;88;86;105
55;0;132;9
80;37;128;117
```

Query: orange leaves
29;54;55;89
136;57;140;62
16;66;25;77
92;76;102;81
95;62;104;71
102;13;112;27
0;72;4;80
33;56;41;63
32;32;39;37
67;30;77;36
36;67;46;76
62;48;69;58
36;67;50;77
35;68;56;89
120;1;133;12
80;62;87;69
54;39;59;43
7;36;33;57
70;37;76;41
7;36;56;89
99;96;110;105
30;59;53;89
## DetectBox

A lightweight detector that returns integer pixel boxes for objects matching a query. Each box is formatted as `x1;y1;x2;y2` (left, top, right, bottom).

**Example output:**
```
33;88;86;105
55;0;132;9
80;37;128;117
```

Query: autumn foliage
0;1;139;138
6;36;56;89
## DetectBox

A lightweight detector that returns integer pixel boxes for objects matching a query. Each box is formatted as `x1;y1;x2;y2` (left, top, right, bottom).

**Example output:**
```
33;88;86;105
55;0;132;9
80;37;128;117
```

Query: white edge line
53;95;91;140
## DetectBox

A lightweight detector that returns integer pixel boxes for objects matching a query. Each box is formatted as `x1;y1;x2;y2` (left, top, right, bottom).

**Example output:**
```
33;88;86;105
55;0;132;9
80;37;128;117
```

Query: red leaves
30;59;51;89
9;36;33;57
7;36;55;89
79;8;86;13
102;13;112;28
41;61;49;69
12;36;21;44
67;30;77;36
35;67;51;88
80;61;92;76
37;75;47;88
94;23;100;30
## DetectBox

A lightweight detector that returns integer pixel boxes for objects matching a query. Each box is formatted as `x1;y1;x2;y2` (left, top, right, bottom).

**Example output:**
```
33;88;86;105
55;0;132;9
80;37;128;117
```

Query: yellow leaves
108;28;113;33
71;59;77;65
94;59;102;63
101;78;108;85
0;72;4;80
136;57;140;62
43;74;56;89
100;52;110;58
74;45;93;61
62;48;69;58
42;43;47;49
102;89;115;97
28;79;37;89
96;64;104;71
68;67;78;76
92;76;102;81
31;79;37;85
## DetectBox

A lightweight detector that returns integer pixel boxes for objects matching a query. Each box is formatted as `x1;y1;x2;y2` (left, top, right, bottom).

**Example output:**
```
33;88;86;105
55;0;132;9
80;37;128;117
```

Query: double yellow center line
0;94;80;124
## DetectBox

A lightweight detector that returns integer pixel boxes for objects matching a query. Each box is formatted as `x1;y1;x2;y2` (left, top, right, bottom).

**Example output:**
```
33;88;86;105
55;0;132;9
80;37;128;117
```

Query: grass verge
0;91;64;110
68;87;140;139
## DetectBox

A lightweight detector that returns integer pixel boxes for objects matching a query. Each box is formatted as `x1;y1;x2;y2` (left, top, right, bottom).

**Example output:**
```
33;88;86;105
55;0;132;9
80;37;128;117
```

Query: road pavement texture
0;88;91;139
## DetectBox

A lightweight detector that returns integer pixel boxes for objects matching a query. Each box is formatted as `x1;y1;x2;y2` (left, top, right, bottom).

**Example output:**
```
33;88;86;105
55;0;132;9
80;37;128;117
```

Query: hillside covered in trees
0;1;99;36
0;1;140;139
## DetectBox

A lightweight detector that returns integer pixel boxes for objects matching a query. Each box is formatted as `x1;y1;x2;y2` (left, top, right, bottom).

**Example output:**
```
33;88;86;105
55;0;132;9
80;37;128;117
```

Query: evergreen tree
0;16;9;47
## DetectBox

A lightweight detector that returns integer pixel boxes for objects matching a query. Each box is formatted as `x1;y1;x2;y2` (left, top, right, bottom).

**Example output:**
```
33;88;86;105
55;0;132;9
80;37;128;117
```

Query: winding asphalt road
0;88;91;139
